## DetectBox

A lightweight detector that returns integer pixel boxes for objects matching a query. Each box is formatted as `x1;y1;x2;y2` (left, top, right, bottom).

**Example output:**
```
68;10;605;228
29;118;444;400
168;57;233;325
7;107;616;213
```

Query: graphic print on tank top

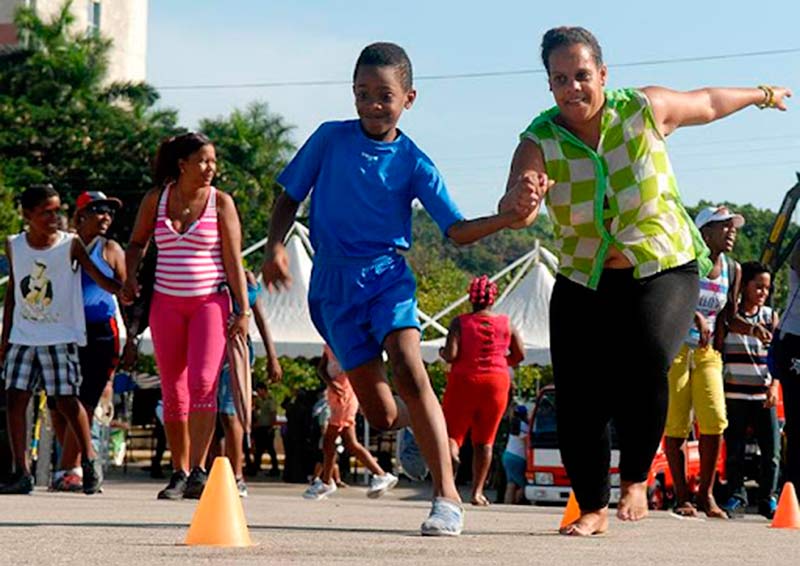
19;259;56;322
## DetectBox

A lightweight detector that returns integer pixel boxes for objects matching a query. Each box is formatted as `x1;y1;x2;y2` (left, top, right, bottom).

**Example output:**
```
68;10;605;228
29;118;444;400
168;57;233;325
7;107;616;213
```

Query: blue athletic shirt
277;120;464;259
81;237;117;323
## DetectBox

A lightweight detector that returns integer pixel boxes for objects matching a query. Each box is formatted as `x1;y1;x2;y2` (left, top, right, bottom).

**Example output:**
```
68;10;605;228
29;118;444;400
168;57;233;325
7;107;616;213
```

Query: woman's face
547;43;607;125
178;144;217;188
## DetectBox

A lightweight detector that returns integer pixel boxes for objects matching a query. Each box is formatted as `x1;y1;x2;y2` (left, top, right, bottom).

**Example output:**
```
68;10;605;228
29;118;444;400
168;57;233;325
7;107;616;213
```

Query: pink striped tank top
153;185;226;297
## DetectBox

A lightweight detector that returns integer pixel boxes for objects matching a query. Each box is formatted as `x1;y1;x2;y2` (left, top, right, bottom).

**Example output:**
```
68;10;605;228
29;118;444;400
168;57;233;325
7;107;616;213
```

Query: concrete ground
1;472;798;566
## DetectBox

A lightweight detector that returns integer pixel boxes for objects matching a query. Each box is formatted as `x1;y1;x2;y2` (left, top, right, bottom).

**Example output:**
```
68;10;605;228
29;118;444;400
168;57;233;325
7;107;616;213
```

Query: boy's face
745;272;771;307
353;65;416;141
23;196;62;236
702;219;738;254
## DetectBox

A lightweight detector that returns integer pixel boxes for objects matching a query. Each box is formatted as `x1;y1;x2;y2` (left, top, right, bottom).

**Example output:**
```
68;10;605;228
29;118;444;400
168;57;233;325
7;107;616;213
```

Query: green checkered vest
521;88;710;289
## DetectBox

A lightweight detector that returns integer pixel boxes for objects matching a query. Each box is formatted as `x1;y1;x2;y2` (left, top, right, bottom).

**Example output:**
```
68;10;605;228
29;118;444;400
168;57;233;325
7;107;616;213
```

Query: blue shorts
502;451;527;487
309;254;420;371
218;339;255;416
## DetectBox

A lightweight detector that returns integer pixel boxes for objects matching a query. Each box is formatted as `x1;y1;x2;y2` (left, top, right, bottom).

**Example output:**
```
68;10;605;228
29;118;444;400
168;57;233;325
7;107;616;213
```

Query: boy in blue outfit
261;42;534;536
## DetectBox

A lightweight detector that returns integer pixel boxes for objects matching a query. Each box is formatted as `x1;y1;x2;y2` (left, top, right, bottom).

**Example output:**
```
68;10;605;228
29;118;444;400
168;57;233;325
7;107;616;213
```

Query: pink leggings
150;291;229;422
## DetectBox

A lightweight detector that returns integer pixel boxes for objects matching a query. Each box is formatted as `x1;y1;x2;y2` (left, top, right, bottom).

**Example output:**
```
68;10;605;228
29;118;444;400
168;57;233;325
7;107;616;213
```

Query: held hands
120;277;141;305
261;243;292;292
505;171;554;229
752;324;773;346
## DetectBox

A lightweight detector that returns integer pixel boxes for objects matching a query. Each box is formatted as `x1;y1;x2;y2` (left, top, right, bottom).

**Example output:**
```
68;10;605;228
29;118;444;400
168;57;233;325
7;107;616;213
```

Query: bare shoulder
215;188;235;209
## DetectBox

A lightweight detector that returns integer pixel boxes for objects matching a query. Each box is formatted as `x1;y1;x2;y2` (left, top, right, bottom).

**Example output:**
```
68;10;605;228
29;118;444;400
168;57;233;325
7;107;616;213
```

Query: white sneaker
366;473;398;499
303;477;337;500
421;497;464;536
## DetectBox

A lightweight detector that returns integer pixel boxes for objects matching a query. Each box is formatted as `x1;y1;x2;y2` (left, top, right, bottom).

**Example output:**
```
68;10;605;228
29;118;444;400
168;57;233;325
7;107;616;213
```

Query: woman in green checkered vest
498;26;791;536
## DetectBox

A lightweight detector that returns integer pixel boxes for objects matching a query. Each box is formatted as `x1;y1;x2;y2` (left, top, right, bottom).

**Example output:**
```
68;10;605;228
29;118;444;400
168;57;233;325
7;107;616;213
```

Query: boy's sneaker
303;477;337;500
722;496;746;519
236;477;248;498
397;427;429;482
421;497;464;536
366;473;398;499
182;467;208;500
0;473;34;495
51;473;83;493
81;458;103;495
157;470;188;500
759;497;778;520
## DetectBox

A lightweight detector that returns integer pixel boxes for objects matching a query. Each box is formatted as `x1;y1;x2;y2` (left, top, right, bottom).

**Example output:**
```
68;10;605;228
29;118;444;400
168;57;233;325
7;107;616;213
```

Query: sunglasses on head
87;203;116;216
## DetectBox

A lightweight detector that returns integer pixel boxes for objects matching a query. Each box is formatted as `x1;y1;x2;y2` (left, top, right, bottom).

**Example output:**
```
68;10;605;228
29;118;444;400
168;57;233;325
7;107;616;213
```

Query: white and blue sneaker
421;497;464;536
303;477;337;500
397;427;429;482
366;472;398;499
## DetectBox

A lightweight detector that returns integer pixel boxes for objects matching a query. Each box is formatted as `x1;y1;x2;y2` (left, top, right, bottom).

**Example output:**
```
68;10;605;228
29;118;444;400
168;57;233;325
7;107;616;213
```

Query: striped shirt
687;255;730;348
153;185;225;297
723;306;775;401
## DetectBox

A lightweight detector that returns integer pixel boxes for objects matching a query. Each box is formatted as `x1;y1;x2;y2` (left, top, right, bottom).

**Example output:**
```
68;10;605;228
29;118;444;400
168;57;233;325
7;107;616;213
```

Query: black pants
771;331;800;488
252;426;279;472
550;262;699;510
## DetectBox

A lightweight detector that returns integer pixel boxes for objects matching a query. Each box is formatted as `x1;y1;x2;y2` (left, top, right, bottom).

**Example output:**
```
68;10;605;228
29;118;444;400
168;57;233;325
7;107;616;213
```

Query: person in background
665;206;747;519
303;345;398;501
1;185;122;495
122;133;249;500
49;191;125;492
439;275;525;506
215;270;282;497
248;382;280;477
502;401;530;505
720;261;780;519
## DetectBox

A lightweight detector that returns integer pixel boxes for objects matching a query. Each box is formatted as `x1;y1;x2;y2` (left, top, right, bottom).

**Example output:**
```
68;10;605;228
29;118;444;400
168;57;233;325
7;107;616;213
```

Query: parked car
524;385;723;509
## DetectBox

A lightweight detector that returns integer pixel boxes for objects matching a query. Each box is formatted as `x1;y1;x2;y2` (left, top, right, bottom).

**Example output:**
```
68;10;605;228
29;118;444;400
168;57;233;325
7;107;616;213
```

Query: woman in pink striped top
123;133;249;500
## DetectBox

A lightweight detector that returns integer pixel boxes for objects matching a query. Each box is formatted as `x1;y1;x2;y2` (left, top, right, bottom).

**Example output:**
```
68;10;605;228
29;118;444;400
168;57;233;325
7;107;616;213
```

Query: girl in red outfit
440;276;525;506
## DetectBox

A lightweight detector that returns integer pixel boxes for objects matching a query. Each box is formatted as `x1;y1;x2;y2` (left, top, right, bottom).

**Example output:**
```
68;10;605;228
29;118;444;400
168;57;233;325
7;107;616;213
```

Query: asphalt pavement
0;473;797;565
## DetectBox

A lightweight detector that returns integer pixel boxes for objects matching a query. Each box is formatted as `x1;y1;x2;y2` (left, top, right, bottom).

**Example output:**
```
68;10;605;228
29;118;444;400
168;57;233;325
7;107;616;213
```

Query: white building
0;0;147;83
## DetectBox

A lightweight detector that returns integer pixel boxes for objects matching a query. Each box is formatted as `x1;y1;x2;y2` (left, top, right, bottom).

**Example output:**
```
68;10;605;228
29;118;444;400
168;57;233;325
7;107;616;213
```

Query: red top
450;313;511;376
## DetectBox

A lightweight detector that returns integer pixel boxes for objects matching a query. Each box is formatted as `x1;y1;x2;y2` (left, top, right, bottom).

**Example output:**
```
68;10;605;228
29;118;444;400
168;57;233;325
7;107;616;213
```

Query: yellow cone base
184;457;253;546
559;491;581;529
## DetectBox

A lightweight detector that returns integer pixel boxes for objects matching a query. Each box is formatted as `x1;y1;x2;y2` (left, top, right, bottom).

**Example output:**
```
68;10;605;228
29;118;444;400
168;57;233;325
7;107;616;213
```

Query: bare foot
559;508;609;536
471;493;490;507
697;494;728;519
673;501;699;517
617;480;649;521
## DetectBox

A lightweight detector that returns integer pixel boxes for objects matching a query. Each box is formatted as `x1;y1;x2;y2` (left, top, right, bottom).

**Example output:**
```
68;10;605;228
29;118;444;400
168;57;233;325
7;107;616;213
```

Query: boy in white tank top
0;185;122;495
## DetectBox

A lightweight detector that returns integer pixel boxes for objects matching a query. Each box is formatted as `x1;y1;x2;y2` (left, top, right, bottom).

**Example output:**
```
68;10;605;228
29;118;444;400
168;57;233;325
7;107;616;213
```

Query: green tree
0;1;179;242
199;103;295;255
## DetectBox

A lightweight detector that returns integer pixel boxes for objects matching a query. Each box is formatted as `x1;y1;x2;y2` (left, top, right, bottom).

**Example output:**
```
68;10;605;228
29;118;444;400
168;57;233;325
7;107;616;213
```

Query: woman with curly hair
439;275;525;506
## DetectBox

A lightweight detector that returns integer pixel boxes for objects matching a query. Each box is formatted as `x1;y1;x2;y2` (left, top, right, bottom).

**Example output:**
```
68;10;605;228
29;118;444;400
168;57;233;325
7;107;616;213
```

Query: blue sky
147;1;800;219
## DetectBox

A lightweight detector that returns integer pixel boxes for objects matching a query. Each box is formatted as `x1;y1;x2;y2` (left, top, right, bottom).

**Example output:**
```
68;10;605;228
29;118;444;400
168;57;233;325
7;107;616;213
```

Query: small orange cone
560;491;581;529
770;482;800;529
184;457;253;546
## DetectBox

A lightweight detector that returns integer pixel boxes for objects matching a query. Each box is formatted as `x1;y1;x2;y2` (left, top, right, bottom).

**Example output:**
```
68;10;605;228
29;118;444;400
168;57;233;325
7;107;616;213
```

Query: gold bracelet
757;85;775;109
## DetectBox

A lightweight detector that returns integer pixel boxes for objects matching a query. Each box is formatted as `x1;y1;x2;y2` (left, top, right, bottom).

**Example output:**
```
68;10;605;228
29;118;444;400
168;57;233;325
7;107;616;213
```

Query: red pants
442;372;510;446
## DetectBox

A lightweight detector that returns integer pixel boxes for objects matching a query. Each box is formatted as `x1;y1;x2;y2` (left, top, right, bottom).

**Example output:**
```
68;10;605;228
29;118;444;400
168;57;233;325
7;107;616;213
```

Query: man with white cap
664;205;747;518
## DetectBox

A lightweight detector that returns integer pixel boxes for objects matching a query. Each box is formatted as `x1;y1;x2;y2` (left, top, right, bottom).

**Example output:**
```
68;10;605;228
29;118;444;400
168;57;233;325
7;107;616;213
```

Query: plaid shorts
3;343;83;396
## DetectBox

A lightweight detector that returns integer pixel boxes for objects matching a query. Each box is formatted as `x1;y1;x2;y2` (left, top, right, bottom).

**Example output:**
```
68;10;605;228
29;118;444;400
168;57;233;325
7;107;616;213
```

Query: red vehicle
525;385;724;509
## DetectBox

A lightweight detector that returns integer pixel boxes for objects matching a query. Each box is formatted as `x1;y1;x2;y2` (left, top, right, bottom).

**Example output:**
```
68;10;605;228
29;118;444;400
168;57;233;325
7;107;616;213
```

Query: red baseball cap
75;191;122;213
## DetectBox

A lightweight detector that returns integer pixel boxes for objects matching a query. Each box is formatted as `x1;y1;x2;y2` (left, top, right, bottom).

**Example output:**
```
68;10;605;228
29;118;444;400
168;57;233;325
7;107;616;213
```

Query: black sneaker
182;467;208;500
157;470;188;500
81;458;103;495
0;473;34;495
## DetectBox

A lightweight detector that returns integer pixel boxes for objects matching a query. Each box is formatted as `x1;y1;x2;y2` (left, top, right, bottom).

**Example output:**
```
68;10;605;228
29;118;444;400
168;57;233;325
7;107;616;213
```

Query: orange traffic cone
184;457;253;546
770;482;800;529
560;491;581;529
